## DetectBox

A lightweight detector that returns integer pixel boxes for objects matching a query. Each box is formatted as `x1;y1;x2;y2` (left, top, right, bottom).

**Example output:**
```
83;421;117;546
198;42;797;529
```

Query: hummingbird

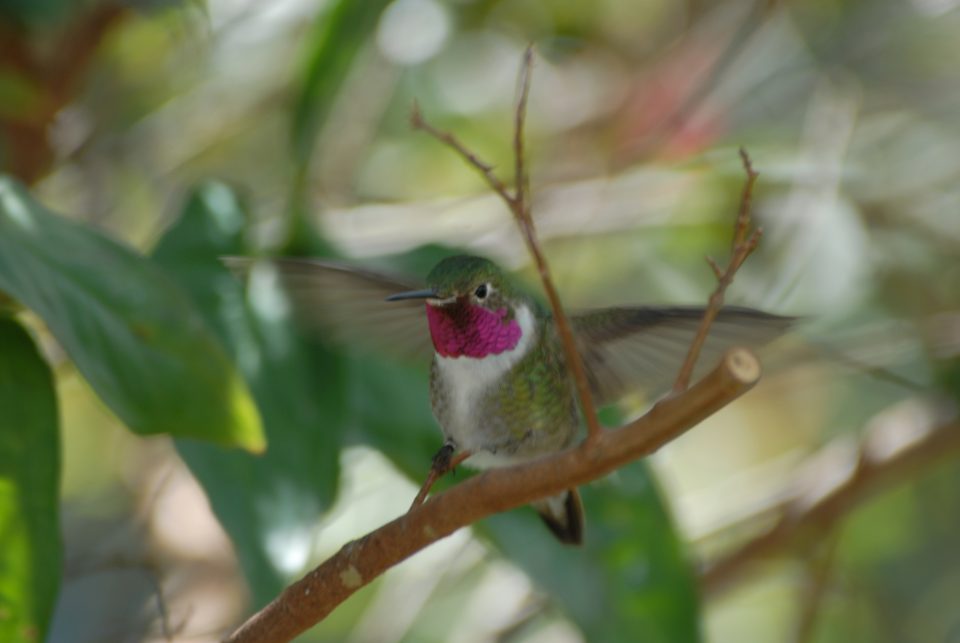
242;254;792;545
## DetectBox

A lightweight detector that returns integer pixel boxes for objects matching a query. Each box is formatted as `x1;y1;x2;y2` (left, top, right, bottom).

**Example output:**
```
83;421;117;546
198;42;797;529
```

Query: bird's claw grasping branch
410;447;471;509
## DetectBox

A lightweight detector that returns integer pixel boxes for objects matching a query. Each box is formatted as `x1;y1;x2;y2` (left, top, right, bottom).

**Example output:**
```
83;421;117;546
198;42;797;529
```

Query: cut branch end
724;348;762;385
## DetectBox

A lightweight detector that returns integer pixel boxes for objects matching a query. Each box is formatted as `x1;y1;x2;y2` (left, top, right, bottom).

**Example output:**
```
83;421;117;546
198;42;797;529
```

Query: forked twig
410;102;512;202
672;148;762;394
411;47;604;444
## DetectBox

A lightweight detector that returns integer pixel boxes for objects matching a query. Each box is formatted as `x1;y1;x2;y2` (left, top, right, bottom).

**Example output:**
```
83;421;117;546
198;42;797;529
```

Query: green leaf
151;182;347;606
482;463;702;643
0;316;61;642
291;0;393;168
0;176;264;451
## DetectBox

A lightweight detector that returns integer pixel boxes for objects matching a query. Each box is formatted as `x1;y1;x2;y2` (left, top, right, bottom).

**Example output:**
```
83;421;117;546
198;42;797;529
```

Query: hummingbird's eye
474;284;489;299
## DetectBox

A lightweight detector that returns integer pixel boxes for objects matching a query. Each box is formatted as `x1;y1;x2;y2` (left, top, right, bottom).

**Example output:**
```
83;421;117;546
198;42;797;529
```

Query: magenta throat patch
426;300;523;358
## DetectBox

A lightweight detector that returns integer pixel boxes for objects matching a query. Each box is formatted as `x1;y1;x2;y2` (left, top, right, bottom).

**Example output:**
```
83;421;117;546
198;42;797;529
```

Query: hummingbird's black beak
385;288;437;302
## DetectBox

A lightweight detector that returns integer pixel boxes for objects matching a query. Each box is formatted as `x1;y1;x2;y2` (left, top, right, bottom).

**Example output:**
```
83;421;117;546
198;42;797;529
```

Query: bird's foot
409;444;470;510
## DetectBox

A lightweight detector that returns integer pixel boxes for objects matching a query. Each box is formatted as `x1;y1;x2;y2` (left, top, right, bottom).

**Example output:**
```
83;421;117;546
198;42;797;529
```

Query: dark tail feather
532;488;584;546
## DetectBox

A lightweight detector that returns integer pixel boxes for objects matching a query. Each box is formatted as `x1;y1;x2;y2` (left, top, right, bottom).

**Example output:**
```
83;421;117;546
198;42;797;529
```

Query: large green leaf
0;177;264;451
0;316;61;642
482;462;702;643
151;182;347;606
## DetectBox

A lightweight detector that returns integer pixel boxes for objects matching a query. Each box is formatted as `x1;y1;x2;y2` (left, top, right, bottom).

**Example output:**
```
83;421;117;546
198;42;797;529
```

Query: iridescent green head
426;255;520;304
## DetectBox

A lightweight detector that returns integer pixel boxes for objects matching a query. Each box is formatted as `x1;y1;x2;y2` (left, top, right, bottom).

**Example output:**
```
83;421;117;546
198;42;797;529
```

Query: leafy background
1;0;959;641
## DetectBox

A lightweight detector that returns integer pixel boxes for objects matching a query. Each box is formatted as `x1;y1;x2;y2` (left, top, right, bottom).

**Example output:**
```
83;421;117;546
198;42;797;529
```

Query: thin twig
509;48;603;441
791;535;838;643
731;148;760;257
513;47;533;211
224;349;762;643
672;147;761;394
410;101;513;203
411;47;604;441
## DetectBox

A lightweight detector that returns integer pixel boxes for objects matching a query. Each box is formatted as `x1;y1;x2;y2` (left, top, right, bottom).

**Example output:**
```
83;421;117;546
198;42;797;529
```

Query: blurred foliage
0;0;959;642
0;178;263;450
483;463;701;643
0;317;60;642
151;182;347;606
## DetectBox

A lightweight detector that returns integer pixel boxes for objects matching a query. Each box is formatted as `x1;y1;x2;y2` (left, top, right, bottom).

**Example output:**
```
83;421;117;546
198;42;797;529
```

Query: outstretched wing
224;257;434;361
572;306;794;405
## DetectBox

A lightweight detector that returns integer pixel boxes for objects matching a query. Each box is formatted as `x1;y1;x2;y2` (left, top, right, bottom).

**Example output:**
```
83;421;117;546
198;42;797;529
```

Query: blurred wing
224;257;434;361
572;306;794;405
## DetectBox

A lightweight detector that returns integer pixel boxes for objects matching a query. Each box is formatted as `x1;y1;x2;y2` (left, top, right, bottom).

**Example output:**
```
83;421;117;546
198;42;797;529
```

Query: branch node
706;256;723;280
410;100;423;130
724;347;761;384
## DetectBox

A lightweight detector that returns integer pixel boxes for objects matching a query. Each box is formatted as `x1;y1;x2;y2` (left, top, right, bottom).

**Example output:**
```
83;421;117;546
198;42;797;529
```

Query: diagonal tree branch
225;349;761;643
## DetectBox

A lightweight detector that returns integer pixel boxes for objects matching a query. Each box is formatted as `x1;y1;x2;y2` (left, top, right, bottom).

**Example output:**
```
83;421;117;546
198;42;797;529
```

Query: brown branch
411;47;604;441
225;348;761;643
409;102;512;203
700;400;960;595
791;536;838;643
672;147;761;394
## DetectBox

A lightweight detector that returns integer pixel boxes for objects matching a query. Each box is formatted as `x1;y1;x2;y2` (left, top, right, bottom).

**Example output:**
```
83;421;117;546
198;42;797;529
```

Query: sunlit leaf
151;181;347;606
0;317;61;642
0;177;264;451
